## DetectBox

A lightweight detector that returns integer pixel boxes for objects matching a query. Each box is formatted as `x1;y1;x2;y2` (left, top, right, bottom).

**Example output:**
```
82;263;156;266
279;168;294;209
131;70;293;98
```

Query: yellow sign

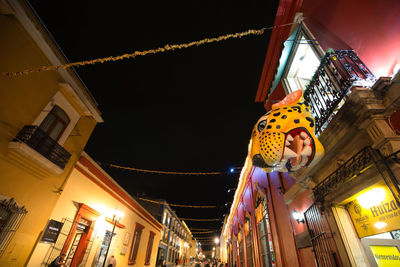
347;182;400;238
370;245;400;266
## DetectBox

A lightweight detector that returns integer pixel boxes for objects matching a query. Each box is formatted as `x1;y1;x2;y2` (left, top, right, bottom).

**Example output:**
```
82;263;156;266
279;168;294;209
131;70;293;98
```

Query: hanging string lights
1;22;300;77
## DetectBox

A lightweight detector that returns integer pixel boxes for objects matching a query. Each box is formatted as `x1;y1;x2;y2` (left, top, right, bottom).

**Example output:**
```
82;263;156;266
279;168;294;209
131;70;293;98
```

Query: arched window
39;105;70;141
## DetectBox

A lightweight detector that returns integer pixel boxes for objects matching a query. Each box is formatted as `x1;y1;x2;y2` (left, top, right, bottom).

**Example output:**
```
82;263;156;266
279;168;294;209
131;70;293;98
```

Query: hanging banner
347;181;400;238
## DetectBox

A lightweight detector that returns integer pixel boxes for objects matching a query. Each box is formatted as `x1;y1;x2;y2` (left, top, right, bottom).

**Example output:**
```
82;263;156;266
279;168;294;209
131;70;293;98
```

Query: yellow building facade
27;153;162;266
0;1;102;266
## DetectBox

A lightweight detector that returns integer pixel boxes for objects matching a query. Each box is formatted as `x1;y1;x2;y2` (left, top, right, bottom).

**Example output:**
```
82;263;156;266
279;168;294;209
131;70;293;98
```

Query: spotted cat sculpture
251;90;324;172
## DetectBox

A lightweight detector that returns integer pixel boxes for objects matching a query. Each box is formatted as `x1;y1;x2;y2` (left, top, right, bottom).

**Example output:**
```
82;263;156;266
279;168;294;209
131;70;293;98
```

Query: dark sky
29;0;278;246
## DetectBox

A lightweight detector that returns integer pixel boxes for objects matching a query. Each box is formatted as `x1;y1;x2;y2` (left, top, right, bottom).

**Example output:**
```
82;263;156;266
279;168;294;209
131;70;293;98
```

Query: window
281;23;324;94
162;212;167;225
39;105;70;142
238;229;244;267
0;197;27;257
256;198;275;267
145;231;155;265
128;223;144;265
245;219;254;267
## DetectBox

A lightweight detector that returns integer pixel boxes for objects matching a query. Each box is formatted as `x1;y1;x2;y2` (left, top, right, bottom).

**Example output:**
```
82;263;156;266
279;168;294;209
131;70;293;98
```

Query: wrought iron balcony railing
14;125;71;169
303;49;376;135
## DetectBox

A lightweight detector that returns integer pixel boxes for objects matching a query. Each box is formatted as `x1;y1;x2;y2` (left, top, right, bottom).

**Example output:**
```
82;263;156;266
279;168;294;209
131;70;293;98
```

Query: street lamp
292;209;304;224
214;237;219;244
102;210;124;267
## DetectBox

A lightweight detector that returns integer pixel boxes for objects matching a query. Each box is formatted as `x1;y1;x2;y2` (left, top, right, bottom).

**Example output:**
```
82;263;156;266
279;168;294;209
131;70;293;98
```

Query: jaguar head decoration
250;90;324;172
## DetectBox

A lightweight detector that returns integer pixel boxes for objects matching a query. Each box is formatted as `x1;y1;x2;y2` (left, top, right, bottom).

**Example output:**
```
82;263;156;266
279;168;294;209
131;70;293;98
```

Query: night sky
29;0;278;247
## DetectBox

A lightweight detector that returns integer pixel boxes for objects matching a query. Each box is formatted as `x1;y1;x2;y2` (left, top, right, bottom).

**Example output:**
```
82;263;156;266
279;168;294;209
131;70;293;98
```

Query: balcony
303;50;376;135
10;126;71;172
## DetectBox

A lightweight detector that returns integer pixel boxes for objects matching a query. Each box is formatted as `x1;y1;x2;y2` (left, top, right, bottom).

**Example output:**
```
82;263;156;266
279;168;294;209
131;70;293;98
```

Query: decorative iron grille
313;147;400;206
0;198;27;257
303;50;376;135
304;204;340;267
14;125;71;169
313;147;375;204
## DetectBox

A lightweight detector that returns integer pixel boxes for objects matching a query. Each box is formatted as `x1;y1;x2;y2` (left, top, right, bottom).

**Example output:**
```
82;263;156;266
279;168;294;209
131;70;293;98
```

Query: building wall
287;190;315;267
27;154;162;266
302;0;400;78
0;7;99;267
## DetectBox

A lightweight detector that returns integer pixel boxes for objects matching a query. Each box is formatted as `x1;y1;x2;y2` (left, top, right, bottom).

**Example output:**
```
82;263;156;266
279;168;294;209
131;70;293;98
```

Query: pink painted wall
302;0;400;78
287;189;315;267
266;0;400;130
268;172;300;267
298;247;318;267
288;189;314;234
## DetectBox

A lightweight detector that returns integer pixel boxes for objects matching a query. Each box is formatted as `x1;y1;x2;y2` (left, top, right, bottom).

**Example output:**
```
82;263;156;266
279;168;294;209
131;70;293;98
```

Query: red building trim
75;163;162;232
61;203;99;267
255;0;303;104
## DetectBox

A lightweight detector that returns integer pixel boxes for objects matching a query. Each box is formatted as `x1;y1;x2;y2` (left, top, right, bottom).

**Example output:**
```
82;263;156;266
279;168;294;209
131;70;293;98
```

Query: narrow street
1;0;400;267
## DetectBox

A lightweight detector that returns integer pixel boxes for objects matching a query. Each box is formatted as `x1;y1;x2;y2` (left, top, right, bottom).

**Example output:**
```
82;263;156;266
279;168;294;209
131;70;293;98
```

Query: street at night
1;0;400;266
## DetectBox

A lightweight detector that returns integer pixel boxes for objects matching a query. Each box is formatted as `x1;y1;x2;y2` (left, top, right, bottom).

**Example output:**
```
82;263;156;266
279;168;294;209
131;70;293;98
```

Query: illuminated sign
348;182;400;238
370;245;400;266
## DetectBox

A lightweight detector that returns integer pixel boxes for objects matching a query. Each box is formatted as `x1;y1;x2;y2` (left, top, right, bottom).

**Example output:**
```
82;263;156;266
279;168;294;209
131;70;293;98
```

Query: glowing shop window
285;36;320;93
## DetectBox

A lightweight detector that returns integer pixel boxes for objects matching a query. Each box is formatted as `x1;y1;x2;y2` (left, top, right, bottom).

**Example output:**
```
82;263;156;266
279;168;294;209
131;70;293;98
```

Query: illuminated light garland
0;22;300;77
191;231;216;234
108;163;224;176
138;197;216;208
179;218;221;221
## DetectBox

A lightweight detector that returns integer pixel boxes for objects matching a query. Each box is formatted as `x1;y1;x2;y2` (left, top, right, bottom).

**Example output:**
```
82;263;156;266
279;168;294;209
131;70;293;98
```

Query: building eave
6;0;103;122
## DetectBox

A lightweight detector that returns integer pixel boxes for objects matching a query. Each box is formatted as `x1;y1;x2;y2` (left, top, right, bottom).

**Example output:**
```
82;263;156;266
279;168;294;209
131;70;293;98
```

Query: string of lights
190;228;215;231
1;21;300;77
191;231;216;234
179;218;221;221
108;163;225;176
138;197;216;208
